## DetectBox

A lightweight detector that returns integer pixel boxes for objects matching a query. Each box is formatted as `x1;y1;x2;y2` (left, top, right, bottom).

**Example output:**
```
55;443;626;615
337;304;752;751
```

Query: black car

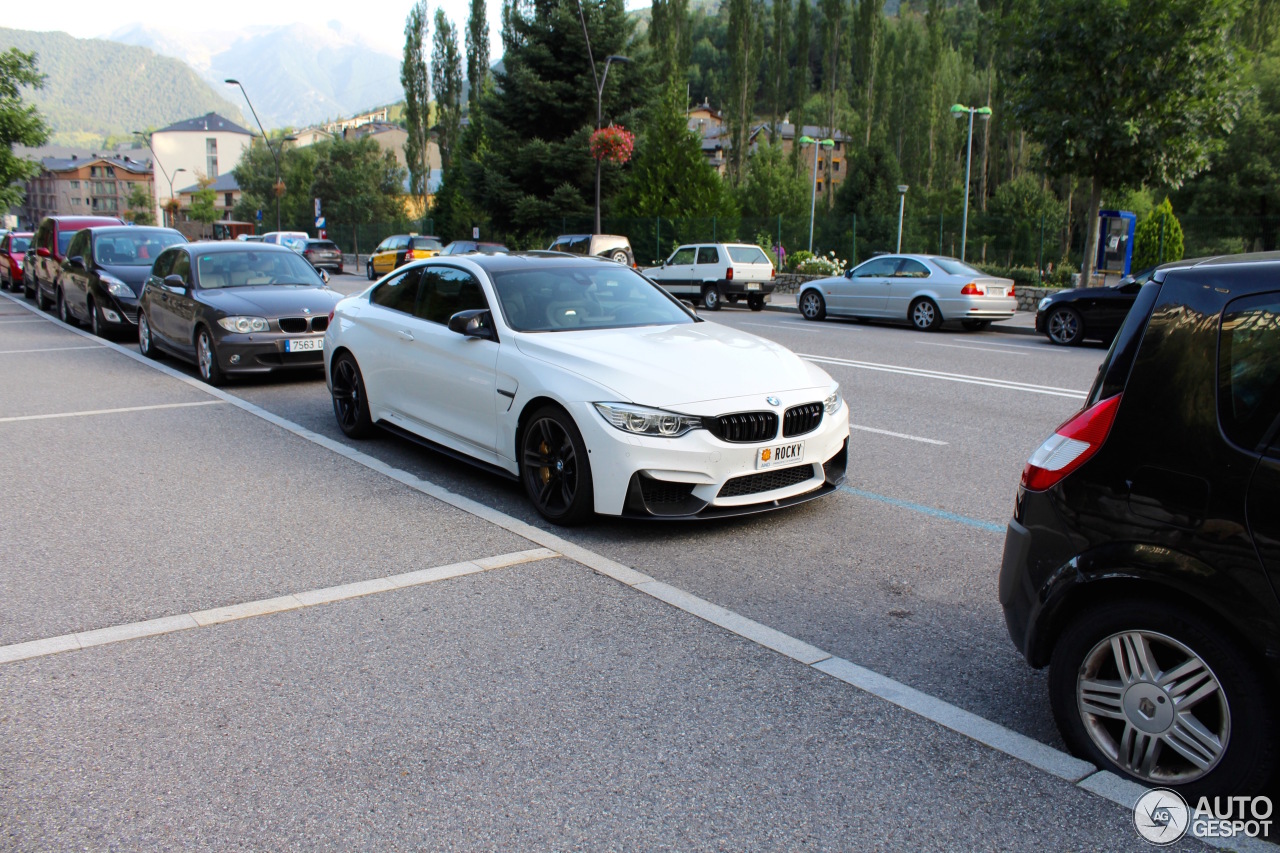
1000;254;1280;797
24;215;126;309
1035;267;1157;345
302;239;344;273
55;226;186;336
137;242;342;385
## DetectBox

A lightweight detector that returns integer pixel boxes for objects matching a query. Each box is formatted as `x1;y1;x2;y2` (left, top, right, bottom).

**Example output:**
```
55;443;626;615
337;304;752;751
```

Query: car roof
1150;252;1280;283
181;241;299;254
88;226;181;237
48;216;125;227
423;252;622;273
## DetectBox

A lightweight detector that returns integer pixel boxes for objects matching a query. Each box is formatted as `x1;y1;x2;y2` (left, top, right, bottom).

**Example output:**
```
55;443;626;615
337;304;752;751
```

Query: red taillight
726;267;734;280
1021;394;1123;491
405;248;416;260
961;282;983;295
1009;284;1016;298
328;309;335;323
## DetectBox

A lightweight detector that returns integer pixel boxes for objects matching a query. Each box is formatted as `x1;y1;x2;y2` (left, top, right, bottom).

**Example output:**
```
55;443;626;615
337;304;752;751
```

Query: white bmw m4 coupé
325;253;848;524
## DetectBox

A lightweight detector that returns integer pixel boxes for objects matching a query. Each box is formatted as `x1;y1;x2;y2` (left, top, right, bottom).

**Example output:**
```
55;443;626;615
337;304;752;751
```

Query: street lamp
950;103;991;261
799;135;834;253
132;129;175;227
225;78;283;232
576;1;630;235
896;185;909;253
167;168;188;227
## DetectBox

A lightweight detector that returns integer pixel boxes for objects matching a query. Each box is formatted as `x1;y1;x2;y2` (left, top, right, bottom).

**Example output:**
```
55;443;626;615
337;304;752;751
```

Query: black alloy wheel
35;280;50;310
89;300;103;337
799;290;826;321
520;405;594;525
196;326;226;386
57;288;77;327
1046;305;1084;346
1049;599;1276;797
138;311;161;358
330;353;373;438
366;262;375;280
909;297;942;331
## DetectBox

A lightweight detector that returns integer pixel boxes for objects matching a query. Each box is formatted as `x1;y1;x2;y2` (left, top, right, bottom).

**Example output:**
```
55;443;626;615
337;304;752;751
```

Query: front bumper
97;296;140;329
572;394;850;518
213;331;328;374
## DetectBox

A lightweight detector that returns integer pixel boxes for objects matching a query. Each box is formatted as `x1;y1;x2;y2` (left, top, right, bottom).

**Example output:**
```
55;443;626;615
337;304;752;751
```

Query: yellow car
365;234;443;279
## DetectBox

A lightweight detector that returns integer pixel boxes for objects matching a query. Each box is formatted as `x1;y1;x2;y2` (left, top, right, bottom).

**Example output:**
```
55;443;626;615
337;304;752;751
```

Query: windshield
10;236;30;254
490;264;695;332
931;257;984;276
195;250;325;288
94;231;185;266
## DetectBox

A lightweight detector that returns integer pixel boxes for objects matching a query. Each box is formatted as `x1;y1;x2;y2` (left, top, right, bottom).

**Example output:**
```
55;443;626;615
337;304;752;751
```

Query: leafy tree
650;0;692;88
766;0;792;138
852;0;882;146
432;9;464;170
124;183;155;225
231;137;320;232
1003;0;1243;284
832;138;905;256
617;83;736;218
402;0;431;211
736;140;809;221
724;0;760;183
189;177;219;227
793;0;813;120
0;49;50;212
311;137;408;252
1133;197;1185;269
466;0;490;111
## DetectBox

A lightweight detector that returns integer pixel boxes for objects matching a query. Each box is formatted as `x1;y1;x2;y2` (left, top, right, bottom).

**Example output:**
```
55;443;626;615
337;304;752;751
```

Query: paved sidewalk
764;291;1040;336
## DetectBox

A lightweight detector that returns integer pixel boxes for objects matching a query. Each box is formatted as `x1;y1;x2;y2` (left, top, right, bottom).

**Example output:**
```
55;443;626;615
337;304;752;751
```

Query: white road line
0;400;225;424
915;341;1031;355
0;318;52;324
850;423;948;445
737;321;831;333
0;290;1160;820
0;345;105;355
918;338;1048;352
0;548;558;665
800;352;1089;399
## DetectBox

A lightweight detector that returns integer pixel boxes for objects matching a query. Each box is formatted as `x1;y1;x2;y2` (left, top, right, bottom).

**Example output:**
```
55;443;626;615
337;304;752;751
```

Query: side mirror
448;308;496;340
845;270;854;279
681;299;698;315
67;256;86;270
163;274;188;293
37;247;51;258
319;269;331;284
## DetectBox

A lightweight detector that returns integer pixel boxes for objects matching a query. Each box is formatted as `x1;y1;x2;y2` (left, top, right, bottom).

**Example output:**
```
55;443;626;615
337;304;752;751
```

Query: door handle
397;329;414;342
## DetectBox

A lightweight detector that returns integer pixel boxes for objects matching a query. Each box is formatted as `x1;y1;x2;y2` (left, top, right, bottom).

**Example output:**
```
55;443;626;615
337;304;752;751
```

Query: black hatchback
56;226;186;336
1000;253;1280;797
1035;267;1156;346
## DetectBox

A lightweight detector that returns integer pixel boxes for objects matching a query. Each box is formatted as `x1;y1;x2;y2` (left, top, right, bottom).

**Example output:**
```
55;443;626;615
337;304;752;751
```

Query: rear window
1218;292;1280;450
728;246;771;265
1088;281;1163;405
10;236;30;253
550;236;590;255
412;236;443;251
932;258;984;276
307;240;338;250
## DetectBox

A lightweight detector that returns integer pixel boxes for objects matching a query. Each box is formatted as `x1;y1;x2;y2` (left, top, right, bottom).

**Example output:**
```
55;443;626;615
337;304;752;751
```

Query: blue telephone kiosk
1096;210;1137;277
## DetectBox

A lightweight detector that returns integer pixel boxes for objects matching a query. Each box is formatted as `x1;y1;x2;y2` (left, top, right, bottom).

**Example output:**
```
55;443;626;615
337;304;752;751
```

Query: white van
261;231;310;254
643;242;776;310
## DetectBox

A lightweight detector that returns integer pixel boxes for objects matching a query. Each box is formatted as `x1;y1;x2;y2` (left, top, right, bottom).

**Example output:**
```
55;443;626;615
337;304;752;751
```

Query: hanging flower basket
590;125;635;165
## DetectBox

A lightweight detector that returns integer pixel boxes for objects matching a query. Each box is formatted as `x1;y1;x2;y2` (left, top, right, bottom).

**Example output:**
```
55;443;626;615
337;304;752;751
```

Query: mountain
0;28;245;148
109;22;405;130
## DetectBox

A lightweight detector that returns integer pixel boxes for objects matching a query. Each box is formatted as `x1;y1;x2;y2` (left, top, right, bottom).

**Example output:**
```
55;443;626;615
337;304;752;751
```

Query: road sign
256;210;262;221
314;198;322;218
315;216;325;228
473;227;479;239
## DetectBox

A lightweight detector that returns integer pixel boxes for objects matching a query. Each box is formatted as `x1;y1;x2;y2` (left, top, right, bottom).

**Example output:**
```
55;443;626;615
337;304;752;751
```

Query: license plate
746;282;761;291
757;441;804;470
285;338;324;352
987;287;1005;297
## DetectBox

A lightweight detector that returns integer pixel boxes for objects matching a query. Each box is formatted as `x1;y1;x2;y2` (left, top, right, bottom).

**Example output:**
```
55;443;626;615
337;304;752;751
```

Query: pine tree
793;0;812;122
431;9;464;170
401;1;431;211
466;0;490;112
768;0;792;139
725;0;759;184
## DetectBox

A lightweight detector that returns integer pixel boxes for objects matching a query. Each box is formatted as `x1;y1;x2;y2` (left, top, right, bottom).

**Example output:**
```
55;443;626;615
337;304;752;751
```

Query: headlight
593;402;702;438
217;316;270;333
1038;296;1052;311
824;387;842;415
100;273;134;298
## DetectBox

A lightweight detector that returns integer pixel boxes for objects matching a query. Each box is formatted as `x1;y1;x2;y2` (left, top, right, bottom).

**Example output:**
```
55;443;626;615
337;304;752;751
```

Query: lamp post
950;104;991;261
132;129;175;227
800;135;835;253
225;79;283;232
167;168;188;227
896;185;909;253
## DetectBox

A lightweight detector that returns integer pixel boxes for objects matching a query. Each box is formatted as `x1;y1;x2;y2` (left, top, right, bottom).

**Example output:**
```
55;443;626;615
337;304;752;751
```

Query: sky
7;0;504;61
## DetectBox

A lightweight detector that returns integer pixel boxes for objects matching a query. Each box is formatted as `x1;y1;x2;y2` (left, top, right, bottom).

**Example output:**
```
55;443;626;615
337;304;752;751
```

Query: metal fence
325;211;1280;279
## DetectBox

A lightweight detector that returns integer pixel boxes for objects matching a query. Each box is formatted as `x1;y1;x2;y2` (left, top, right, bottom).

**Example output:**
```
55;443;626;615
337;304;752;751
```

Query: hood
199;285;342;317
514;320;833;408
99;263;151;293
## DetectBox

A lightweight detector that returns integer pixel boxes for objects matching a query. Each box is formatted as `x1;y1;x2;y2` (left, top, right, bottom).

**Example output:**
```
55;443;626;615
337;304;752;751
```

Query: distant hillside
110;23;404;129
0;28;245;147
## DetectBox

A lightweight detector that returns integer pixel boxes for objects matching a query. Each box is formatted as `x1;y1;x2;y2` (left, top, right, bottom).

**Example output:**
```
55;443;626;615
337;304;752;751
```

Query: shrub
786;249;814;272
795;251;848;276
1132;197;1185;271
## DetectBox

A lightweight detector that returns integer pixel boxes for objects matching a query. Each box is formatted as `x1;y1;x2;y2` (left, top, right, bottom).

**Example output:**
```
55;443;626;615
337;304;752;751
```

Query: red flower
590;125;635;164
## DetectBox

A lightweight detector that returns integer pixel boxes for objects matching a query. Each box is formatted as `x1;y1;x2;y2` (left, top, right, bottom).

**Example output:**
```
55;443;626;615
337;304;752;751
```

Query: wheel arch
1029;551;1280;677
514;395;573;462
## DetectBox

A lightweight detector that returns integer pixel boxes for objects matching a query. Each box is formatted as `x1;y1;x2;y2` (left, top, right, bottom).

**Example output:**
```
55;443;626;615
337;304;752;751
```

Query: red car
26;215;125;310
0;231;32;292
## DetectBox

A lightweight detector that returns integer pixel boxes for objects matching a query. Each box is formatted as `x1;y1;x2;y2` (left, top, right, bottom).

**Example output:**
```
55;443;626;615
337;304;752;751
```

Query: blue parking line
838;486;1006;533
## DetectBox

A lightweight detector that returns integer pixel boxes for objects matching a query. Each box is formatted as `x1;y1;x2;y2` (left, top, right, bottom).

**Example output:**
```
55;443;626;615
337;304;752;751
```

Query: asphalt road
0;275;1225;851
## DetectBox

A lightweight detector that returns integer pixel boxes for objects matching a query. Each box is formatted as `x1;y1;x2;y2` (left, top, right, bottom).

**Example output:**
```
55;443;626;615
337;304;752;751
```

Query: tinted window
392;236;411;250
57;230;76;256
696;247;720;265
67;231;90;261
171;252;191;284
194;249;323;288
417;267;489;325
727;246;771;265
932;257;985;276
669;247;696;265
490;264;694;332
550;236;589;255
411;236;443;251
854;258;901;277
371;267;421;314
897;259;930;277
306;240;338;250
9;236;29;253
1218;292;1280;450
152;249;177;278
94;231;185;266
